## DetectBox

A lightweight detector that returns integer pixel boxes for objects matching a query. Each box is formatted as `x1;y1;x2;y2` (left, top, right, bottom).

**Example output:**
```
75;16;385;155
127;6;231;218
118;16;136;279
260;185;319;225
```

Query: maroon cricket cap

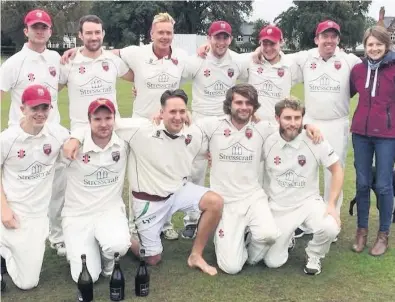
316;20;340;36
88;99;116;115
21;85;51;107
259;25;283;43
24;9;52;27
208;21;232;36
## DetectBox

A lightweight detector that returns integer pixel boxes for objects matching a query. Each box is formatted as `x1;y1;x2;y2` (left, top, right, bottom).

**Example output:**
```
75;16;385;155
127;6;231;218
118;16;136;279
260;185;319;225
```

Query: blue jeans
352;134;395;232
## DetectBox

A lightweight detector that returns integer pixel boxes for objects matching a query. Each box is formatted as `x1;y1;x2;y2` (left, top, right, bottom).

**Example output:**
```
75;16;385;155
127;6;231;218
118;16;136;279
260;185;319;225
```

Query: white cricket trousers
308;116;349;214
0;215;49;290
214;190;281;274
48;163;66;245
262;196;340;268
62;208;131;283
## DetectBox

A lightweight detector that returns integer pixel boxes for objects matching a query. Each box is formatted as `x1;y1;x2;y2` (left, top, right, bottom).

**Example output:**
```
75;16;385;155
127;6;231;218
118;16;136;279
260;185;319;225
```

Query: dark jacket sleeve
349;66;358;98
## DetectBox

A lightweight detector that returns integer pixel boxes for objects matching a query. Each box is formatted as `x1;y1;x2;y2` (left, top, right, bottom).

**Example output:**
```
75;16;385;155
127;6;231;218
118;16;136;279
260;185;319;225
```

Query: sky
251;0;395;23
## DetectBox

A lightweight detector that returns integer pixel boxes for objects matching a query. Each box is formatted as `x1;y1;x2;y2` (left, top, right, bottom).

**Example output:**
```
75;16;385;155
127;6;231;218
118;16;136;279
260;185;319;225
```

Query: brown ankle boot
369;231;389;256
352;228;368;253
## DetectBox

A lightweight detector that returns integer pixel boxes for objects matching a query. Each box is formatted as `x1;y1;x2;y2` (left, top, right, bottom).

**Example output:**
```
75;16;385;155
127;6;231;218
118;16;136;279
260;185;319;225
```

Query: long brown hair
363;26;392;53
223;84;260;115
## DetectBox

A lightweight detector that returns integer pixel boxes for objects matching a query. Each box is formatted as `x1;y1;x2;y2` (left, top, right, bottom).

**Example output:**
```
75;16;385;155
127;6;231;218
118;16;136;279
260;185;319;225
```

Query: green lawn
1;80;395;302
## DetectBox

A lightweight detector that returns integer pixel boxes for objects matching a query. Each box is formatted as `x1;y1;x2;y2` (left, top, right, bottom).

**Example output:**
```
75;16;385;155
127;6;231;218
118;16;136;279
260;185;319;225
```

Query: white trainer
304;255;322;275
162;228;179;240
51;242;67;257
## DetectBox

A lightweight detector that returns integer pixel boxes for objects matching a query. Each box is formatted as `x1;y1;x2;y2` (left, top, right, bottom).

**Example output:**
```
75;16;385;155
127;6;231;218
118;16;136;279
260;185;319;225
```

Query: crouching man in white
261;98;342;275
61;99;130;283
197;84;281;274
65;90;223;276
0;85;69;289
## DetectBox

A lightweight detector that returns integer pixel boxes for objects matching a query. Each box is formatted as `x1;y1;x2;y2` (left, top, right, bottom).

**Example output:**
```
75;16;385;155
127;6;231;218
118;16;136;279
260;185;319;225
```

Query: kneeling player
261;98;342;275
61;99;130;283
0;85;69;289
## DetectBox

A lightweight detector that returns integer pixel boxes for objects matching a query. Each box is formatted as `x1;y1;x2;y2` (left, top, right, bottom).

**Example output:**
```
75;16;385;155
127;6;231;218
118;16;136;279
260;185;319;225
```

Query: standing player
61;99;131;284
0;9;67;256
64;89;224;276
0;85;69;289
291;20;361;223
59;15;134;131
261;98;342;275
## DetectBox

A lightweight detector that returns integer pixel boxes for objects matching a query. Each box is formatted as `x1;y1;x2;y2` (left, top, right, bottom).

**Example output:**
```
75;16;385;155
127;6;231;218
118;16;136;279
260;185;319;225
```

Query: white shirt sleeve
59;63;71;85
119;46;140;70
347;53;362;69
318;140;339;168
115;117;149;142
0;56;17;91
182;56;204;80
112;54;130;78
233;52;250;82
286;50;309;69
70;125;90;142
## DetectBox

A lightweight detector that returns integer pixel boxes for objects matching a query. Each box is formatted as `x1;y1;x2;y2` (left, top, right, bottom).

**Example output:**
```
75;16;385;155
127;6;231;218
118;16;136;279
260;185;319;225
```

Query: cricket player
181;20;248;239
64;89;224;276
0;9;67;256
0;85;69;289
290;20;361;219
61;99;130;283
261;98;342;275
59;14;134;131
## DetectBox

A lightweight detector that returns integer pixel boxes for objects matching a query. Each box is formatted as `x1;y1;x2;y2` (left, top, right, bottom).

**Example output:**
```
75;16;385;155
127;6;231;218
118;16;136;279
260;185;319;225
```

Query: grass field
1;80;395;302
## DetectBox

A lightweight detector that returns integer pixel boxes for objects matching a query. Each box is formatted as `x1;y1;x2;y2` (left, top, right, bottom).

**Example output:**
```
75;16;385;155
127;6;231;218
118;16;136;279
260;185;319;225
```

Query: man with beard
260;98;343;275
61;99;130;288
0;9;67;257
59;15;134;131
64;89;223;276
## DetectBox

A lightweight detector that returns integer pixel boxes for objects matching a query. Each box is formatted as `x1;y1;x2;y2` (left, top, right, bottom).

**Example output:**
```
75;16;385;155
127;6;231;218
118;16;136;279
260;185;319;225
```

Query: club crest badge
49;66;56;77
171;57;178;65
298;155;306;166
245;127;253;139
112;151;120;162
43;144;52;155
102;61;109;71
334;60;341;70
277;68;285;77
227;68;234;78
224;128;231;137
185;134;192;145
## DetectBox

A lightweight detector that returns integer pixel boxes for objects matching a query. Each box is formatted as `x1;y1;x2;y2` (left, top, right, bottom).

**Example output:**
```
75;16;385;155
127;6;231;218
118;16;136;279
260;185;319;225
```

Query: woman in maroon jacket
350;26;395;256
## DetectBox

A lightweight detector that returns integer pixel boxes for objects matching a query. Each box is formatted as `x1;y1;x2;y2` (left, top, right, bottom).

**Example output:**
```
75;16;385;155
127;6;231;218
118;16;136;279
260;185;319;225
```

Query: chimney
378;6;385;27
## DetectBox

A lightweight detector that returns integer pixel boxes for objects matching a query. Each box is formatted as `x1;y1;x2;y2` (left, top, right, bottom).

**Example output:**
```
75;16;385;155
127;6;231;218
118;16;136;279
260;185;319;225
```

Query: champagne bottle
135;249;149;297
110;252;125;301
77;254;93;302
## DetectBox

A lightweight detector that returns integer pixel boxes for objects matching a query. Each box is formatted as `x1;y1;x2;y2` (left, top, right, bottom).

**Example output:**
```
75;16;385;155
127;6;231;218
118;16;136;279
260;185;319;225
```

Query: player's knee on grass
146;254;161;266
217;258;243;275
199;191;223;213
264;252;288;269
12;272;40;291
252;226;280;245
101;240;131;259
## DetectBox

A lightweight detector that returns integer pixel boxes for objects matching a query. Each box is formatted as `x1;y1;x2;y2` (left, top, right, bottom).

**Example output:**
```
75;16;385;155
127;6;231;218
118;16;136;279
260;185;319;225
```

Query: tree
250;18;269;48
274;1;372;50
91;1;253;47
364;16;377;31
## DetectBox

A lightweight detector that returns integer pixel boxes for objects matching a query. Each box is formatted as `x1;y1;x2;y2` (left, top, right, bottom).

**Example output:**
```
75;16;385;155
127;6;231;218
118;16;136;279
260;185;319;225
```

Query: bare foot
187;253;217;276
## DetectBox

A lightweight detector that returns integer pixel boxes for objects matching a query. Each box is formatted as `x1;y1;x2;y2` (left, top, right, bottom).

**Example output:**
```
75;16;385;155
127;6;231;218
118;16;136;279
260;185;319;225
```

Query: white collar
82;131;122;153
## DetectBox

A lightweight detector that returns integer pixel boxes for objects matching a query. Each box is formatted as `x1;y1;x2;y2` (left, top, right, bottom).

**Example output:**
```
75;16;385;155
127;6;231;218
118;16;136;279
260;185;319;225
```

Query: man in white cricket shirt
181;20;248;239
261;98;343;275
292;20;361;223
196;84;280;274
59;15;134;131
0;9;67;257
61;99;130;283
64;89;224;276
0;85;69;289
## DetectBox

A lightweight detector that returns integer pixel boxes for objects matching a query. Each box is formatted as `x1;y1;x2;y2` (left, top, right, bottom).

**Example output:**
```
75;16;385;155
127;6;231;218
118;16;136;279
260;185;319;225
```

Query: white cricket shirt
62;131;128;217
119;44;188;118
0;44;61;126
263;130;339;207
0;123;69;217
59;49;129;130
293;47;361;120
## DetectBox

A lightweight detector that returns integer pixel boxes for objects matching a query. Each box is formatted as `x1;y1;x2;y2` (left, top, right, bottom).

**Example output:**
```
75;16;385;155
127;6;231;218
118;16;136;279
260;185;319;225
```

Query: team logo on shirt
274;156;281;165
298;155;306;166
28;73;35;82
256;80;282;99
79;66;86;74
277;68;285;77
227;68;234;78
204;80;231;97
49;66;56;77
17;161;52;180
245;127;253;139
185;134;192;145
308;73;340;93
276;170;306;188
257;67;263;74
218;229;224;238
334;60;342;70
224;128;231;137
219;142;253;162
204;69;211;77
102;61;109;71
112;151;120;162
43;144;52;155
171;57;178;65
146;72;179;89
82;153;90;164
310;63;317;70
17;149;26;159
83;167;119;187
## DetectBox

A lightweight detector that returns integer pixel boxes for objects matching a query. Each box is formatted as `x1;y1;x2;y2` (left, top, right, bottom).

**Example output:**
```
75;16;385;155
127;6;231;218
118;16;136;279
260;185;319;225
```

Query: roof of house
240;22;254;36
384;16;395;28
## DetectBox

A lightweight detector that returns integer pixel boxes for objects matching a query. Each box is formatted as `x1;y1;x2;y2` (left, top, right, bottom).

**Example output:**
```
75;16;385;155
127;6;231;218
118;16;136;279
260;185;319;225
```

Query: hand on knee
146;254;161;266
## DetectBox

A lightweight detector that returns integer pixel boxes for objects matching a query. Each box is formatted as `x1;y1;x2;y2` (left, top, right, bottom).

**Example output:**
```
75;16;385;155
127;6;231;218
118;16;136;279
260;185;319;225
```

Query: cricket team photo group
0;0;394;301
